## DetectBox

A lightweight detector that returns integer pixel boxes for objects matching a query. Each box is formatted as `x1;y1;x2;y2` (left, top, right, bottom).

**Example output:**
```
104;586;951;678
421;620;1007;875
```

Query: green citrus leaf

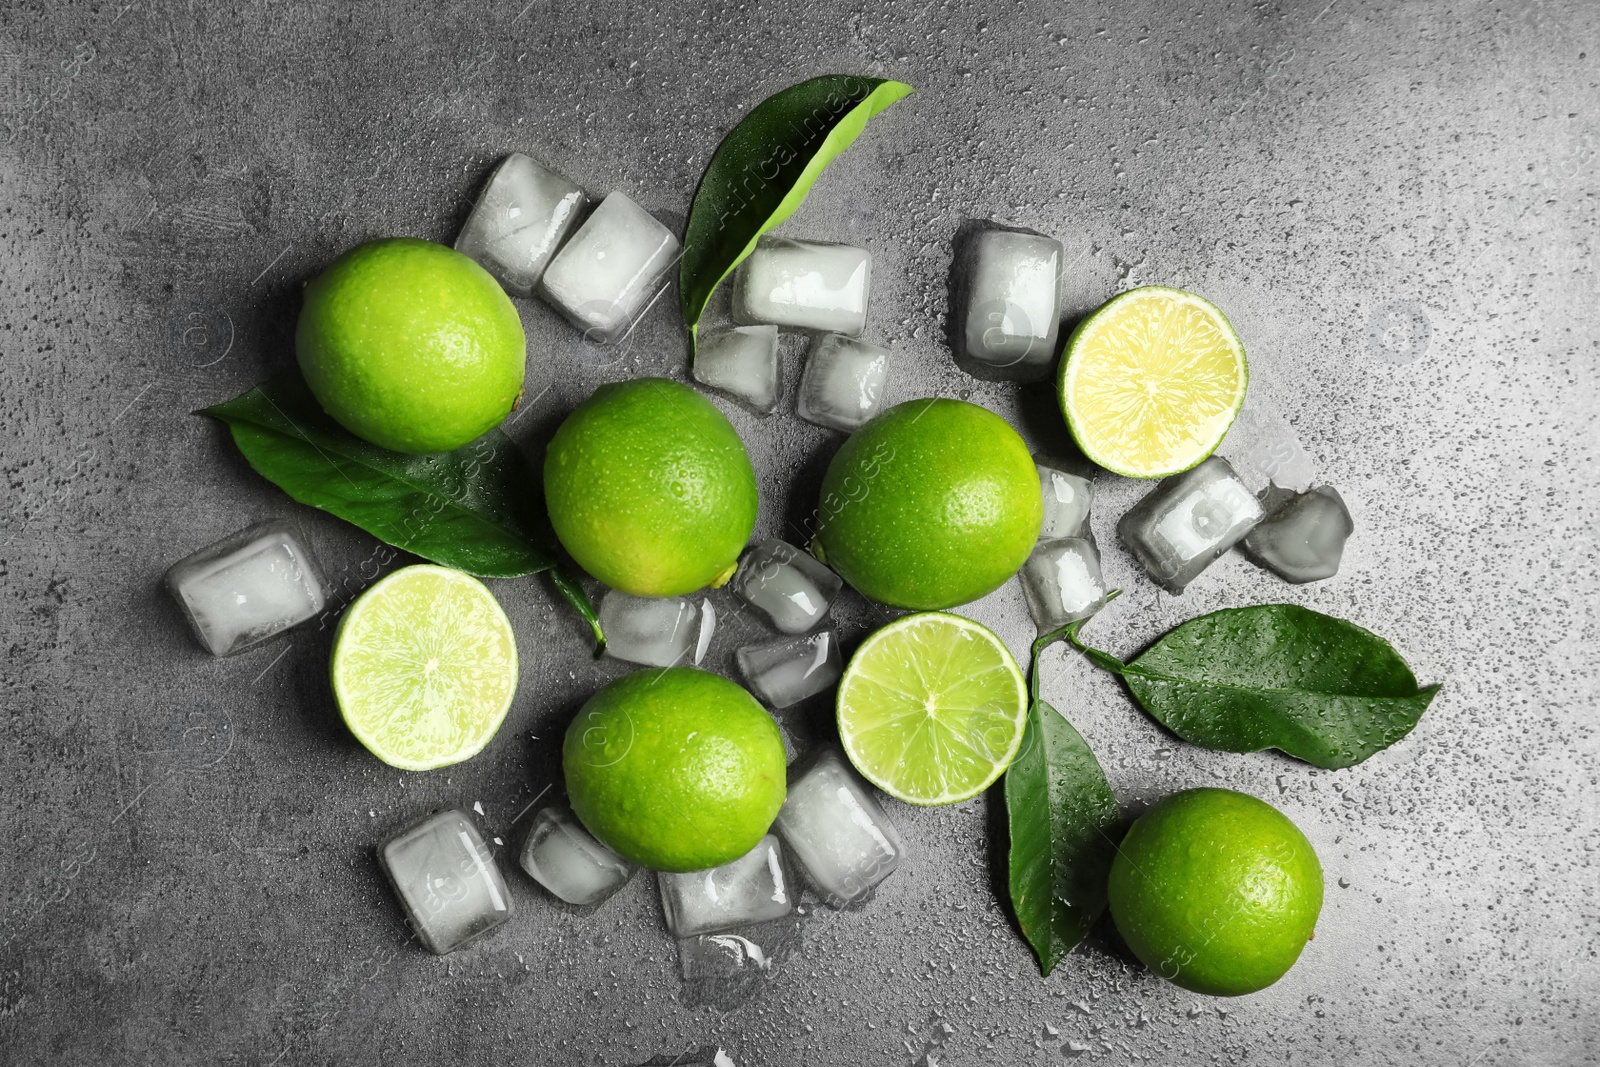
549;566;605;656
1067;604;1440;770
679;74;913;345
201;371;601;641
1004;627;1121;977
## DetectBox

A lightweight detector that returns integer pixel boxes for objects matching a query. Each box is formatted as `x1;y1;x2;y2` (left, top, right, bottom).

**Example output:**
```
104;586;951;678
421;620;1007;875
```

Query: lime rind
837;612;1027;806
332;564;518;771
1059;286;1248;480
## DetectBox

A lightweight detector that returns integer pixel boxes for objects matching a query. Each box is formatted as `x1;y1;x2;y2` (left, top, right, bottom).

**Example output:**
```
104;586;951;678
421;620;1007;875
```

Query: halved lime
1057;286;1247;479
836;612;1027;805
332;564;518;770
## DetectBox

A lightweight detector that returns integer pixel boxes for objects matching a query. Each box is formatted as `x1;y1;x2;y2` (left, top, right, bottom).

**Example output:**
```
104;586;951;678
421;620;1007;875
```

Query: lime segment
1058;286;1247;479
837;612;1027;805
332;564;518;771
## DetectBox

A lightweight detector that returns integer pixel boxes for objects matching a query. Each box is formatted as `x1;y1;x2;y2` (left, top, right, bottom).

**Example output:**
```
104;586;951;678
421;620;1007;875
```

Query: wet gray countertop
3;2;1597;1064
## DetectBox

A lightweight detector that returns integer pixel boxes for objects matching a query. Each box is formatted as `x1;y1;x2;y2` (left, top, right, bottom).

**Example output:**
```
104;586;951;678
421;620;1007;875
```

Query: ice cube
694;599;717;665
1221;405;1316;492
378;809;512;955
736;629;842;708
679;930;775;979
795;333;890;432
1019;537;1107;632
658;835;795;937
1117;456;1265;594
730;539;844;634
692;325;780;413
960;228;1063;372
599;589;708;667
1241;485;1354;584
536;191;680;342
733;236;872;335
518;803;636;906
164;519;327;656
1036;454;1095;540
774;748;906;907
454;153;586;297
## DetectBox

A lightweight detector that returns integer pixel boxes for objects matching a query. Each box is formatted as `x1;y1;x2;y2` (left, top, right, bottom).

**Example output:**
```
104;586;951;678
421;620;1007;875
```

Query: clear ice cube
736;629;842;708
679;930;776;980
733;236;872;335
1241;485;1354;584
1117;456;1265;594
795;333;890;432
694;599;717;665
692;325;780;413
730;539;844;634
164;519;327;656
599;589;709;667
1019;537;1107;632
518;803;636;907
454;153;586;296
378;809;512;955
774;749;906;908
536;191;680;342
658;835;795;937
961;228;1063;372
1036;454;1095;540
1221;405;1316;492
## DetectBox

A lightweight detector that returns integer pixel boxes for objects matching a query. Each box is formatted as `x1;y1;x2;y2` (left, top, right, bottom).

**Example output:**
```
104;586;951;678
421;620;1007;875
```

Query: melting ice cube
694;600;717;665
960;228;1063;372
1221;405;1316;493
796;333;890;433
692;325;781;413
774;749;906;907
733;236;872;335
379;809;512;955
1241;485;1354;584
1036;454;1095;540
736;629;842;708
1019;537;1107;633
164;519;327;656
679;930;774;979
1117;457;1264;594
454;153;586;296
536;191;680;343
599;589;709;668
730;538;843;634
518;803;636;907
658;835;795;937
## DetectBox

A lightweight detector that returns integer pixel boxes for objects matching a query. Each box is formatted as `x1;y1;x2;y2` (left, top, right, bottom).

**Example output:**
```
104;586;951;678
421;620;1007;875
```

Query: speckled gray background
2;1;1596;1064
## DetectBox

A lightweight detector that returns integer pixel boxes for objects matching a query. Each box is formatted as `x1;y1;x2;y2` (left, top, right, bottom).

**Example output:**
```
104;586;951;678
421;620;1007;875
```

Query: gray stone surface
2;1;1596;1064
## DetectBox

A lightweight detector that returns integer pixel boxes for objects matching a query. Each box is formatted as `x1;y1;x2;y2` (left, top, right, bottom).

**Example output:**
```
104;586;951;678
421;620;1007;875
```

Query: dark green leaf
679;75;913;345
203;371;601;641
1068;604;1440;770
549;567;605;656
1004;627;1121;976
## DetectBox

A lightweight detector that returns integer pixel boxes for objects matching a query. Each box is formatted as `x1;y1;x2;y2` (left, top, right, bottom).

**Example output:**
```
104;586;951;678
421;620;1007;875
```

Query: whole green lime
563;667;786;871
812;398;1042;609
1108;788;1324;996
544;379;758;596
297;237;525;454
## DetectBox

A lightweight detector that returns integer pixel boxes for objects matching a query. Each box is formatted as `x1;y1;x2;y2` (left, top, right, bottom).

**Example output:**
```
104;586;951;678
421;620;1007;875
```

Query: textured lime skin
563;668;786;871
296;238;525;454
1108;788;1324;996
813;398;1042;609
544;379;759;596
